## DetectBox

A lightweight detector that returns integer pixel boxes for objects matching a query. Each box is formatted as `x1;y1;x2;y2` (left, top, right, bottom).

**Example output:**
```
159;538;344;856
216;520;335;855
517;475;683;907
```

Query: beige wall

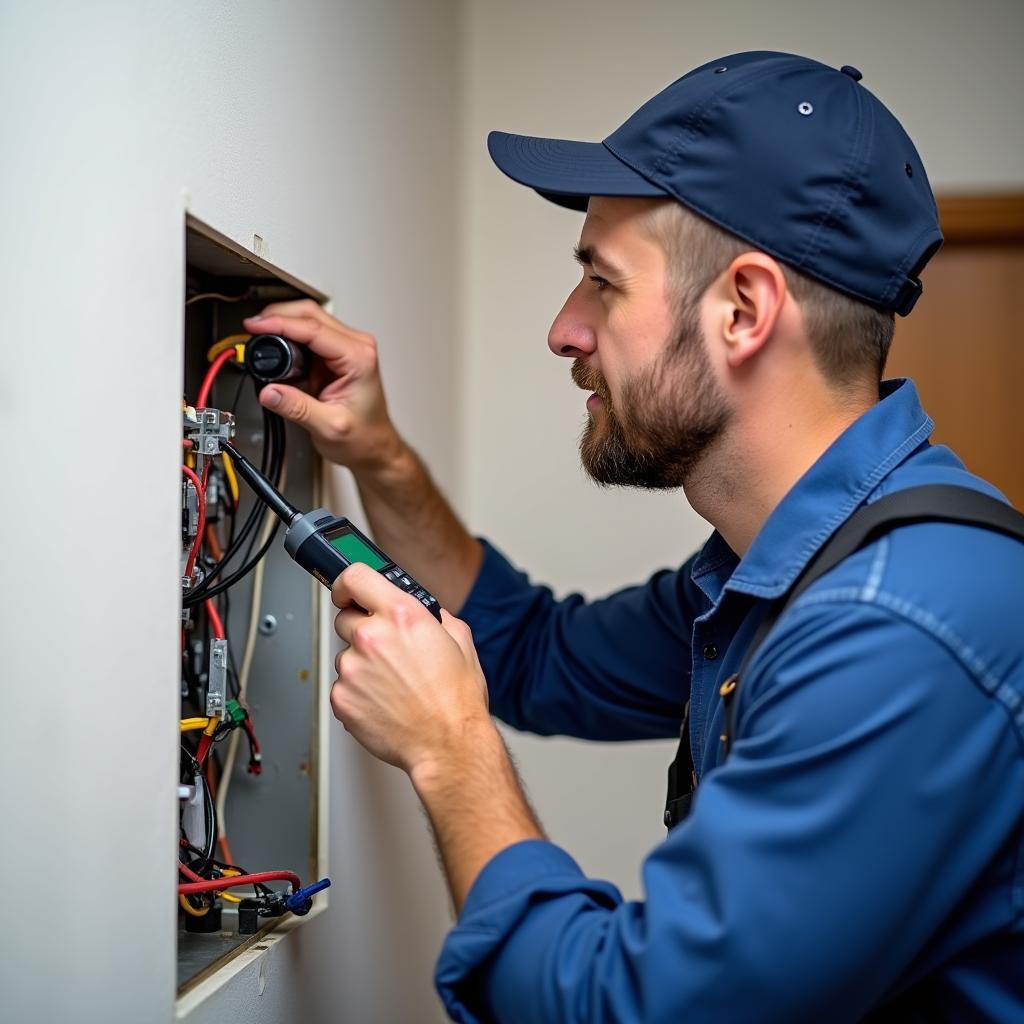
457;0;1024;897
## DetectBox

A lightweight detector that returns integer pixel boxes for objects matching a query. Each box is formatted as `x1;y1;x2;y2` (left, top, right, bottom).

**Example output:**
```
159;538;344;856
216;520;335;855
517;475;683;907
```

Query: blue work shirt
435;379;1024;1023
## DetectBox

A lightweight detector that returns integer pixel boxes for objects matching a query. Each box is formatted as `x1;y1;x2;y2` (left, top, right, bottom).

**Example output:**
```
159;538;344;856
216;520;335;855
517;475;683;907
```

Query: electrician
241;52;1024;1023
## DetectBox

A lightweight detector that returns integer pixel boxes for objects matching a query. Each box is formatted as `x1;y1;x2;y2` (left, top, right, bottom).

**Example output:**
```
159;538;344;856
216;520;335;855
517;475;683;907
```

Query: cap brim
487;131;666;212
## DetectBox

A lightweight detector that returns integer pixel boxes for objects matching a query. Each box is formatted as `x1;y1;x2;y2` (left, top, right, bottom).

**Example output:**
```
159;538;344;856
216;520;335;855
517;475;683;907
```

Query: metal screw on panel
259;614;278;636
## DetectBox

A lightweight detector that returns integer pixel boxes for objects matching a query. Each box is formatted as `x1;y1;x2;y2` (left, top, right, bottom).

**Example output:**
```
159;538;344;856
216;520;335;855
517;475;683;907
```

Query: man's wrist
350;430;416;486
408;714;504;799
408;715;544;911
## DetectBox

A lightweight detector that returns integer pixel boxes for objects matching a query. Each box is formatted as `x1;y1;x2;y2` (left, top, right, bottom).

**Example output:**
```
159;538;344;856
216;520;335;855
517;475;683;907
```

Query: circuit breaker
177;216;329;992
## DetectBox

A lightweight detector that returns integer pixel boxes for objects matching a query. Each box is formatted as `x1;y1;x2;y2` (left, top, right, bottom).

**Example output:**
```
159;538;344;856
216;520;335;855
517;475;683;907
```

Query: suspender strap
664;485;1024;831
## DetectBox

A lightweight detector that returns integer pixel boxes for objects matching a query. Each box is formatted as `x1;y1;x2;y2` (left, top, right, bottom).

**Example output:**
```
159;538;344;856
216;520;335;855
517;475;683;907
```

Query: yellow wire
203;716;220;736
221;452;240;504
180;718;210;733
179;894;210;918
206;335;249;363
217;868;243;904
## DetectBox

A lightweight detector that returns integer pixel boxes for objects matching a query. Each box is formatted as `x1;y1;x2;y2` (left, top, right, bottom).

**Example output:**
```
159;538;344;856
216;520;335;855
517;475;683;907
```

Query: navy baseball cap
488;51;942;316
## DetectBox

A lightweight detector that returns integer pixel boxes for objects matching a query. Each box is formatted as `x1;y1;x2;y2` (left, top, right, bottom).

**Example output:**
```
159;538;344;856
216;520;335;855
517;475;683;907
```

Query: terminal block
206;638;227;718
183;407;236;462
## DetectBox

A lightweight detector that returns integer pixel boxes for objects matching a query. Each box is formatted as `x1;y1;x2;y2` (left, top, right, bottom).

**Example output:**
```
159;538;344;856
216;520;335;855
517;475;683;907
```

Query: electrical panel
177;216;329;992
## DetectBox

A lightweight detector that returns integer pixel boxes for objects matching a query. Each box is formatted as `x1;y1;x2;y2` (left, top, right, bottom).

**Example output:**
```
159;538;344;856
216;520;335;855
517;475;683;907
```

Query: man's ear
717;253;788;369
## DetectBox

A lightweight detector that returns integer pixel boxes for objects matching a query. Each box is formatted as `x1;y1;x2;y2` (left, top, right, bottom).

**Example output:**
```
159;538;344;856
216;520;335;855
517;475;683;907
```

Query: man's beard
572;304;732;490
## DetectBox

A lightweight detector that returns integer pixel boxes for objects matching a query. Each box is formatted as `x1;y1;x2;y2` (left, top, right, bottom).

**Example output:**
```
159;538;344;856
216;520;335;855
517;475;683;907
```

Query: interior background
2;1;1021;1021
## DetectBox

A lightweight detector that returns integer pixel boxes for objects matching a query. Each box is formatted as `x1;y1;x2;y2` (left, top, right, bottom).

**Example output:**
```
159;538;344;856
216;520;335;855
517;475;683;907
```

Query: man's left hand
330;563;491;774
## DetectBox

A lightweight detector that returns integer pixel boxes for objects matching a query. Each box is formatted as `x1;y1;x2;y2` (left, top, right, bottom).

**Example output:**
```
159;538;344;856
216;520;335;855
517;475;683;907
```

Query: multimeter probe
222;441;443;621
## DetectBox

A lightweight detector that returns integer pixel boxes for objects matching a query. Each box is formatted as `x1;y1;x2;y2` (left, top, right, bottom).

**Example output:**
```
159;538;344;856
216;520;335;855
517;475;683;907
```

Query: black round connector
247;334;311;384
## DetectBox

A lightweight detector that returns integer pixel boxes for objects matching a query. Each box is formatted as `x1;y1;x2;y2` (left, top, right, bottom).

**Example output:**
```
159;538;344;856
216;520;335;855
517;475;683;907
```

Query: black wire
201;768;217;866
186;389;276;600
185;496;263;600
228;367;248;415
183;406;284;606
191;517;283;602
185;412;287;604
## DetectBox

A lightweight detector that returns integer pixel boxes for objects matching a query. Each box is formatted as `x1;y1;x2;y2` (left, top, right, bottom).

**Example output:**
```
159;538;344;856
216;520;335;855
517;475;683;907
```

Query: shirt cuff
434;839;621;1024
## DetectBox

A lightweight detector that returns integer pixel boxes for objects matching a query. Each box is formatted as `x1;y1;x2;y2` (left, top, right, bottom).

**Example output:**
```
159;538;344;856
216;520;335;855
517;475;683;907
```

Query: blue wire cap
284;877;332;916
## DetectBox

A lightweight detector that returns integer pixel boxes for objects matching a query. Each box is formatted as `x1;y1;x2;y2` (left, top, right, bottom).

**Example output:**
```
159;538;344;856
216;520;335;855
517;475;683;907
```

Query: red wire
196;347;238;409
181;465;207;579
178;869;302;895
178;860;205;883
205;599;225;640
195;732;214;765
242;718;260;752
242;717;262;774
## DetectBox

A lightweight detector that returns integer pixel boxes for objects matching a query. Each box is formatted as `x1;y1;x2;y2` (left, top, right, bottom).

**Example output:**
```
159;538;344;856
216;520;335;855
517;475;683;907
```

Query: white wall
457;0;1024;899
0;2;457;1022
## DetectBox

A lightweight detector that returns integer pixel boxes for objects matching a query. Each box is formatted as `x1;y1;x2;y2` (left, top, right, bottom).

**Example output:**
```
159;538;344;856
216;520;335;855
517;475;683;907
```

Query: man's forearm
410;721;544;912
353;441;484;613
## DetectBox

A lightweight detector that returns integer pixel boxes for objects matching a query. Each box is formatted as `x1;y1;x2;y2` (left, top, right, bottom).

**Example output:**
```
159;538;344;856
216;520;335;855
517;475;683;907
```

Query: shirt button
702;644;719;660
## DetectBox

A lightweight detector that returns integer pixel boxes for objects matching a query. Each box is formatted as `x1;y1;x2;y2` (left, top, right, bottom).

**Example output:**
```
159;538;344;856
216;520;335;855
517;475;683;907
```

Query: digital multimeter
223;442;442;621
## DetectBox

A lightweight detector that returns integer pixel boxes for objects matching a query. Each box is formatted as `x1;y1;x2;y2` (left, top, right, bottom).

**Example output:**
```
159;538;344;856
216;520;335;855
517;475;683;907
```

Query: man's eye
589;275;610;292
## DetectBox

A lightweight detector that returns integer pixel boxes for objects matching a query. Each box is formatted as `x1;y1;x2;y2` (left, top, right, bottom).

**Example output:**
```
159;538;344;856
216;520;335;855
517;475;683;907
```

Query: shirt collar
691;378;934;602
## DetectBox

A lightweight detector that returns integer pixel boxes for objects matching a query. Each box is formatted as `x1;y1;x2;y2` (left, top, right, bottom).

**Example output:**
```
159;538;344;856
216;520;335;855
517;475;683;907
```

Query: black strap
664;485;1024;830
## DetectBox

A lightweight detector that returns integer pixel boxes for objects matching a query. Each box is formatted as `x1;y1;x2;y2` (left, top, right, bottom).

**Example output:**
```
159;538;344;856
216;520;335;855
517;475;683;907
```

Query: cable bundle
178;341;309;923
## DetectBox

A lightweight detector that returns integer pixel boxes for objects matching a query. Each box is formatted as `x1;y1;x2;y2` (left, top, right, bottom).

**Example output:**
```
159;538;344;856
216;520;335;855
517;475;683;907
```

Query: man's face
548;197;732;489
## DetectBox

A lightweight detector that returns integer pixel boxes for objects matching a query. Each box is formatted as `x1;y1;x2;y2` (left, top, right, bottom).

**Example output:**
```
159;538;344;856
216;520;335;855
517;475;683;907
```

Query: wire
177;859;243;904
185;291;252;306
206;334;250;361
242;718;262;774
195;715;220;765
221;452;240;505
214;868;244;904
181;465;207;579
180;717;210;732
180;745;218;870
215;459;286;830
178;870;302;896
196;346;241;409
205;525;224;562
179;894;210;917
204;599;225;641
182;405;284;605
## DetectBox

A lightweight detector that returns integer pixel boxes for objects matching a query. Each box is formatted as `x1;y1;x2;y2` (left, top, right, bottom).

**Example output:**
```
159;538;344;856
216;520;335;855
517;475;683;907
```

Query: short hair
641;200;896;390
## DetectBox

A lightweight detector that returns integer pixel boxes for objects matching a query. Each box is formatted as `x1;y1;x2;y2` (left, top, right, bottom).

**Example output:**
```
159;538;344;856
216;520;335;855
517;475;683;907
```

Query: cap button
840;64;863;82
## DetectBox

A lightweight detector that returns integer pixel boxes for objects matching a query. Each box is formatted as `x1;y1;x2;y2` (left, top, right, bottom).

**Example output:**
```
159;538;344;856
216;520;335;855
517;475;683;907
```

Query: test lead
223;442;443;620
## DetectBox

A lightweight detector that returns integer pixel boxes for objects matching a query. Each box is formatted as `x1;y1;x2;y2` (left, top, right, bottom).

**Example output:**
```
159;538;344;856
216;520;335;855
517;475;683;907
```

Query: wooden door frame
937;192;1024;243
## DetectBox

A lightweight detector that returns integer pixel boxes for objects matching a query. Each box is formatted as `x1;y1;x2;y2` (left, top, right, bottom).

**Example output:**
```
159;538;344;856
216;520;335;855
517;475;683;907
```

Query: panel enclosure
178;216;328;994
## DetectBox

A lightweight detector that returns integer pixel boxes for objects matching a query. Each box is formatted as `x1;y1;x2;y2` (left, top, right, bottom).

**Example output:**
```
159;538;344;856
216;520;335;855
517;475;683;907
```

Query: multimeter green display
222;439;441;621
325;528;389;571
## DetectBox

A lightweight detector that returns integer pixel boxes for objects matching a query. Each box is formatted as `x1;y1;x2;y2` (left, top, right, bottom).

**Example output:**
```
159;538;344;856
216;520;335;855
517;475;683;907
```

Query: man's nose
548;285;597;359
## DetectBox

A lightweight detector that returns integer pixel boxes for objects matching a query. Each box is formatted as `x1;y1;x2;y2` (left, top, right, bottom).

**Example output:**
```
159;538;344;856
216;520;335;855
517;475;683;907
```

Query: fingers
440;610;476;656
246;299;363;336
258;381;350;436
332;561;405;613
241;313;343;361
334;606;368;647
332;562;439;622
243;304;375;363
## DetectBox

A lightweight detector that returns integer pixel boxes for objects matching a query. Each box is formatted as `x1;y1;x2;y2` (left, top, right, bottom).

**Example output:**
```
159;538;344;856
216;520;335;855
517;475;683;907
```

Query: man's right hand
242;300;404;476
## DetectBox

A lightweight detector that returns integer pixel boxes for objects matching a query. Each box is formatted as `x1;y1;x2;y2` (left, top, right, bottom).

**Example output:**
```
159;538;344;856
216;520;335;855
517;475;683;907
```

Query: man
244;52;1024;1022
